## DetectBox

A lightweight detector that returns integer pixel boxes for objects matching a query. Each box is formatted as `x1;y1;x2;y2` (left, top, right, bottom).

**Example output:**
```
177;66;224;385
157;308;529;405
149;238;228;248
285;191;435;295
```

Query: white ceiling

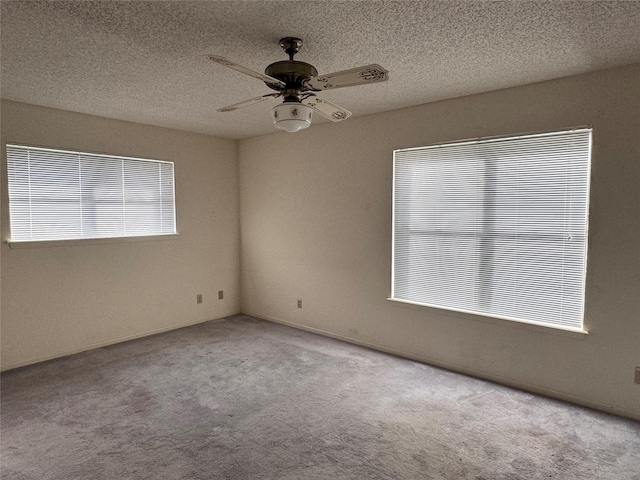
2;1;640;139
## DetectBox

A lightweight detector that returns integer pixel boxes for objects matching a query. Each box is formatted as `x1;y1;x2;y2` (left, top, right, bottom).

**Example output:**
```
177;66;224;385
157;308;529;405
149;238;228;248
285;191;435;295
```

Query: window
392;128;591;331
6;144;176;242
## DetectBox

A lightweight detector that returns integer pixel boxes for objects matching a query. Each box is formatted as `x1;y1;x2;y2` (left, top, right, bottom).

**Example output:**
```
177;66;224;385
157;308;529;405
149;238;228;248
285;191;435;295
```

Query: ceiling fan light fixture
271;102;313;133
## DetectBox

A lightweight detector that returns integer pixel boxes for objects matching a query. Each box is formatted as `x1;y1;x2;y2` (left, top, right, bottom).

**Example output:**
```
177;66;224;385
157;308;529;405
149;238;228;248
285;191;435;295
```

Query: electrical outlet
297;298;302;309
196;294;203;304
218;290;224;300
635;367;640;384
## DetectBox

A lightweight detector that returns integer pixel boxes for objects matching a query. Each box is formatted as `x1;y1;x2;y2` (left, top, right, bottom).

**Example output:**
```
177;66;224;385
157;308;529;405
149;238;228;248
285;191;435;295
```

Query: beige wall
2;64;638;419
1;100;241;369
239;64;640;419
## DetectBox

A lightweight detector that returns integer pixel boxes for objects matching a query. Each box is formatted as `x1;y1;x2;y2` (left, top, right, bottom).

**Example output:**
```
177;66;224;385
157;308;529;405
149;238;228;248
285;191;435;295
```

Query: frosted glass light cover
272;102;313;132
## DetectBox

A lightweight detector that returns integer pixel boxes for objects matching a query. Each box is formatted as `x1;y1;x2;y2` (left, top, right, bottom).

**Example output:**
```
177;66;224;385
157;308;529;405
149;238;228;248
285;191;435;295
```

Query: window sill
386;298;589;339
6;233;180;249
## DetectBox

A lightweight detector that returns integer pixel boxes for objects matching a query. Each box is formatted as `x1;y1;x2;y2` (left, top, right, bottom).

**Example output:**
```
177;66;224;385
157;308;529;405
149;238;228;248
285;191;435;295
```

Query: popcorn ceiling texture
2;0;640;139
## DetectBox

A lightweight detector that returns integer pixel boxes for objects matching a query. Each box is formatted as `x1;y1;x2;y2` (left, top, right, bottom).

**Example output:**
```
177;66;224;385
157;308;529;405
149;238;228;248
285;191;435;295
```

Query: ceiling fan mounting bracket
279;37;304;60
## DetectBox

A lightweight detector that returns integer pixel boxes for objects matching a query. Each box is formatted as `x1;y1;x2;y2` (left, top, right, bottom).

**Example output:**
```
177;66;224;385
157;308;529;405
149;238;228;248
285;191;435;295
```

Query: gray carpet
1;315;639;480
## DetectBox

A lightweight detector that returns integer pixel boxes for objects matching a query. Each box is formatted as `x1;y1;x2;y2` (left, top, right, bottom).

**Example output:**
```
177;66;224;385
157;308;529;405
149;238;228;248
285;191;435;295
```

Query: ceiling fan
208;37;389;133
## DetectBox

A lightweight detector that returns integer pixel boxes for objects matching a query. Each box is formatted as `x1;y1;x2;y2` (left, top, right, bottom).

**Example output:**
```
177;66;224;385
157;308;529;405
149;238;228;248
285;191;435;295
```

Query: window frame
389;128;592;334
4;142;179;246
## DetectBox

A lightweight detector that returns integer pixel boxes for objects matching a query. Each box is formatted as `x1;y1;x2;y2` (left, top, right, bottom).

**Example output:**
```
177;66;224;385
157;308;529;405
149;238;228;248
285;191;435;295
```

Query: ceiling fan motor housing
265;61;318;97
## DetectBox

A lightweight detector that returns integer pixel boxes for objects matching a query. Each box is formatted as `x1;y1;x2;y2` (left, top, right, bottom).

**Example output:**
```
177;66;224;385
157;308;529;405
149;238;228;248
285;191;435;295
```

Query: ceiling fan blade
217;93;281;112
301;95;352;122
305;64;388;91
207;55;286;89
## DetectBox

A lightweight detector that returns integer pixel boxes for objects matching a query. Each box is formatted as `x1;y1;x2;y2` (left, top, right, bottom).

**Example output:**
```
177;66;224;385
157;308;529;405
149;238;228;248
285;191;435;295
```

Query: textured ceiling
2;1;640;139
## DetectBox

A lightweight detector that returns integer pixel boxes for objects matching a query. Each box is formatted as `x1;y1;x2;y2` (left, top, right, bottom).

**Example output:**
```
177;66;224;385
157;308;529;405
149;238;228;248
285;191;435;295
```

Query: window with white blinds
6;144;177;242
392;128;592;331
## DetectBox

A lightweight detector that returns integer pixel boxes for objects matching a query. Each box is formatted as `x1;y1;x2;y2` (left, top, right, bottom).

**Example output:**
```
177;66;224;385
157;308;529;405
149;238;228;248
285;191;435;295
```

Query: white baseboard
244;311;640;422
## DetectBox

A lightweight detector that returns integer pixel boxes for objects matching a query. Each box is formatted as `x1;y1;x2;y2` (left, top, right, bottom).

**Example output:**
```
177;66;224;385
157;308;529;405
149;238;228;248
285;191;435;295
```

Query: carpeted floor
1;315;639;479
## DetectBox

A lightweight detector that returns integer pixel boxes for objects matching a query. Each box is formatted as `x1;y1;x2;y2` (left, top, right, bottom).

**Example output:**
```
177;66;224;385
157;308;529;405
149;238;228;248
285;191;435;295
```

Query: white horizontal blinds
7;146;83;240
80;154;125;238
5;147;31;238
6;144;177;242
159;162;176;235
123;159;161;236
393;129;591;329
123;159;175;236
